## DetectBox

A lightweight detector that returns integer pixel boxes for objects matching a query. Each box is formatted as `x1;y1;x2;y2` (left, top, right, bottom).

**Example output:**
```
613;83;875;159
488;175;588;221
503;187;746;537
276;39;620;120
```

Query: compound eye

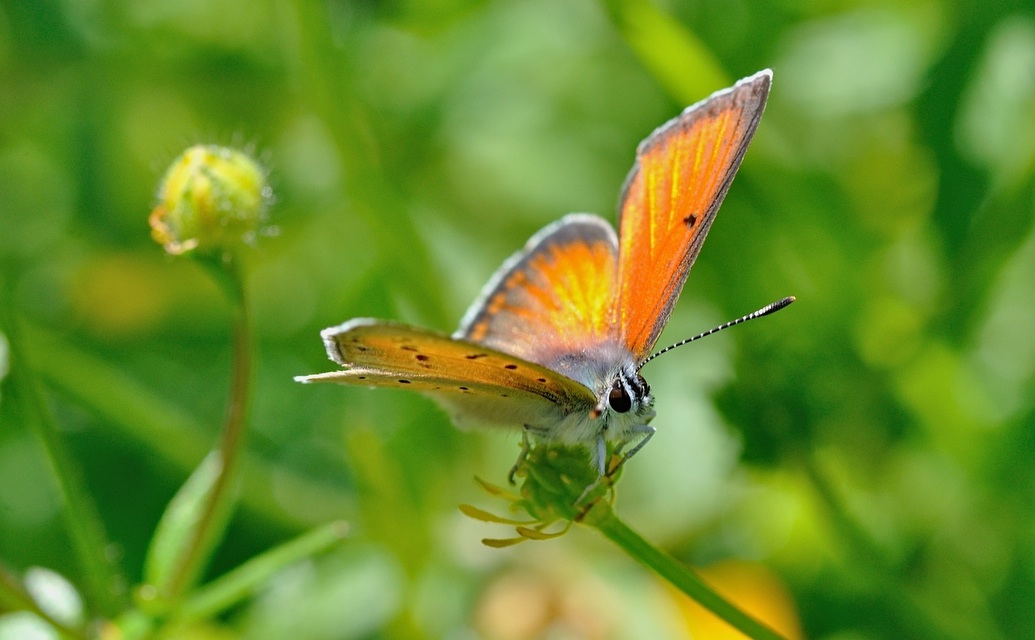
608;382;632;413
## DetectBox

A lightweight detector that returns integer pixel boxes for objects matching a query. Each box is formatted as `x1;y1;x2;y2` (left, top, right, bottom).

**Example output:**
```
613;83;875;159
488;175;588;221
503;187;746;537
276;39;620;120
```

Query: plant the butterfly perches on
297;70;793;490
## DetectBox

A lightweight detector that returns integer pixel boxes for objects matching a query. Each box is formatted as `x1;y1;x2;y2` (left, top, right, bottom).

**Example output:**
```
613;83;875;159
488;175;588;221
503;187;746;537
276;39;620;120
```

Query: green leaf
180;520;349;622
0;293;125;615
143;451;236;607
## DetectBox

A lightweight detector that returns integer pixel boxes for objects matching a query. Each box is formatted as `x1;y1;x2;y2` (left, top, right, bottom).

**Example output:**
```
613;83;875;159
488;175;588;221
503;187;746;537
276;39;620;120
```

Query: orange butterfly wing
456;214;619;370
297;319;598;429
614;70;771;361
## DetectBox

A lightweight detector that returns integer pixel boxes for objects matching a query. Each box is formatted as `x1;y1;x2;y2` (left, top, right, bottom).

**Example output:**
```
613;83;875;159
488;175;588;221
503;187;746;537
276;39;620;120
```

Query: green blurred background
2;0;1034;638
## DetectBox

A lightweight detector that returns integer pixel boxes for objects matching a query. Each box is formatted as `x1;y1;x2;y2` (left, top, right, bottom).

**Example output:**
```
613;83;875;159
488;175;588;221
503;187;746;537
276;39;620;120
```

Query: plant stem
590;505;786;640
0;280;126;615
27;322;353;530
164;253;253;600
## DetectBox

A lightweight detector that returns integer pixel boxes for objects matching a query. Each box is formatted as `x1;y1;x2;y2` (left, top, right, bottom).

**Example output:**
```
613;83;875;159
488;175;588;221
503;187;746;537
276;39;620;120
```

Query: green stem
0;565;90;640
164;253;253;600
179;520;349;622
26;322;352;530
590;505;786;640
0;281;125;615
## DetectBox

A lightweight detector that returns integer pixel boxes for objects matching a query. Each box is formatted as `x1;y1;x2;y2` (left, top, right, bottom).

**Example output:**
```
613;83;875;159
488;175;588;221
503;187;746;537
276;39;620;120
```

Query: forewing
456;213;619;368
614;70;771;360
297;318;598;427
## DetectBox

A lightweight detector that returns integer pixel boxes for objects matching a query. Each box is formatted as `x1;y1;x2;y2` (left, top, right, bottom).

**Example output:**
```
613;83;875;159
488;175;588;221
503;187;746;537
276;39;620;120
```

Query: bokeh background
2;0;1034;638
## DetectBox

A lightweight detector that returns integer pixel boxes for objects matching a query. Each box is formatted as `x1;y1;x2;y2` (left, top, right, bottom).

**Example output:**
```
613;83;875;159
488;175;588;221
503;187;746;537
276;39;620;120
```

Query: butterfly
297;70;791;484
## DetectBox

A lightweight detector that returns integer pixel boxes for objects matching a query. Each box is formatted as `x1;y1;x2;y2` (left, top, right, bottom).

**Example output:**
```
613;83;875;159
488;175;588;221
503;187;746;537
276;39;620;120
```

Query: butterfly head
591;362;654;425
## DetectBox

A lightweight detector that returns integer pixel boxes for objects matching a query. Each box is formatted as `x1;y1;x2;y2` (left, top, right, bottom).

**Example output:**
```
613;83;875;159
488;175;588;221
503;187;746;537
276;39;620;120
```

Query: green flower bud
149;145;270;255
462;444;621;546
518;444;612;523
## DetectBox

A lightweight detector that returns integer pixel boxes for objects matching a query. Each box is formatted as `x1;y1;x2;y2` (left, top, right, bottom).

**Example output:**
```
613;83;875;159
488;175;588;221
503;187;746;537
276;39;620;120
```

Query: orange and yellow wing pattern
456;214;619;368
614;70;771;361
297;319;598;428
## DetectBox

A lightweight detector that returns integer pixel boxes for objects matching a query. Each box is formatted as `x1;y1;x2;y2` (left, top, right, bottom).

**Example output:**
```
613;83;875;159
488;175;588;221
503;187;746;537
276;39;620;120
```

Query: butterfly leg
508;426;541;484
572;434;610;504
608;424;656;477
592;433;607;477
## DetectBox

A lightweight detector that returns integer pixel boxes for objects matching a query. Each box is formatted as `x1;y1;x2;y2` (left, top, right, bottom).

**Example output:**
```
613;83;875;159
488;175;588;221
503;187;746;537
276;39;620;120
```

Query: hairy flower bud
149;145;270;255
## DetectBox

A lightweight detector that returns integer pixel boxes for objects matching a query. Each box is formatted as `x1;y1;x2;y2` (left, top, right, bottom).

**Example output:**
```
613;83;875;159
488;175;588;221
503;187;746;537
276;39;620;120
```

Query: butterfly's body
299;70;779;483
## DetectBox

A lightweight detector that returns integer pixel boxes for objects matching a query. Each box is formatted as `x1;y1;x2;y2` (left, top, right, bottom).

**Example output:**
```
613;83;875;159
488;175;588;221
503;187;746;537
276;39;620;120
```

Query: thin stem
27;322;353;529
214;253;251;483
589;504;786;640
164;253;253;601
0;280;126;615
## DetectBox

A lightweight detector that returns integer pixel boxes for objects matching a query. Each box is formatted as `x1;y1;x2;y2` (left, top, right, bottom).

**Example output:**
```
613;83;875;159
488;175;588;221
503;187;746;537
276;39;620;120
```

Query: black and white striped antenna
637;296;795;370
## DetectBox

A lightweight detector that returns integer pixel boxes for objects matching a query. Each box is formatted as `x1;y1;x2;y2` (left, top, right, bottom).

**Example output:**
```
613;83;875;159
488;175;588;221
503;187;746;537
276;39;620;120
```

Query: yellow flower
150;145;270;256
668;560;803;640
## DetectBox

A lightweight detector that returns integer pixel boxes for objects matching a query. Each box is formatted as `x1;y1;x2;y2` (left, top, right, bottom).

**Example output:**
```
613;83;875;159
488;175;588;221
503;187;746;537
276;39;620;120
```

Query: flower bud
462;444;619;546
519;444;614;523
149;145;270;255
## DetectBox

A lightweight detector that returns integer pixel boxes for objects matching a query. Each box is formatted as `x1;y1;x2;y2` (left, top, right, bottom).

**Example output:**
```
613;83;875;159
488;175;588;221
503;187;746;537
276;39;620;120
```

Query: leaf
143;451;236;605
179;520;349;622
